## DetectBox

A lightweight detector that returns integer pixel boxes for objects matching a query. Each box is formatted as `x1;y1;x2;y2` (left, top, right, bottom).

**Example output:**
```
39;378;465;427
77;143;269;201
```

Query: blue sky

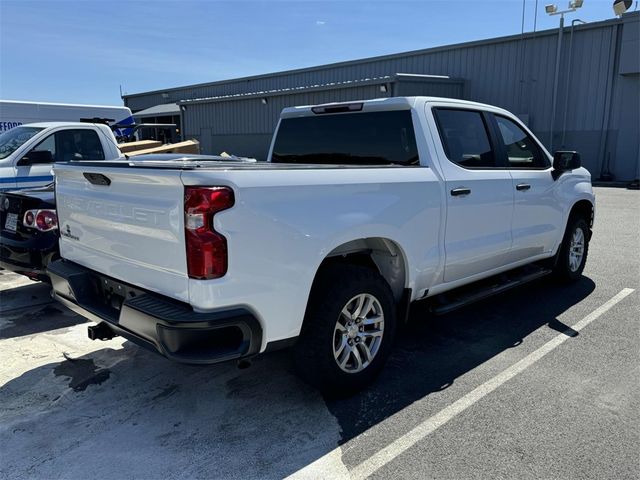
0;0;622;105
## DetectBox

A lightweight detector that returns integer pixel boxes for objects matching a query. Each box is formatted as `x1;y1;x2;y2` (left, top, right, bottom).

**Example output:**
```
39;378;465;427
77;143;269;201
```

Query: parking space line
345;288;635;479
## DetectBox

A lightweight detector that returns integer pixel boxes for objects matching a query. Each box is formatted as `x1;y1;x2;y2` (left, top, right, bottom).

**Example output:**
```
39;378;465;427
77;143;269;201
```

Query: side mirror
18;150;53;166
552;151;581;179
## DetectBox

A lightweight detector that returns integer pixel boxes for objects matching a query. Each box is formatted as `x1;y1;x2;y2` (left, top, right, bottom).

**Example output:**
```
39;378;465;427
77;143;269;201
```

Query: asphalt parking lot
1;186;638;480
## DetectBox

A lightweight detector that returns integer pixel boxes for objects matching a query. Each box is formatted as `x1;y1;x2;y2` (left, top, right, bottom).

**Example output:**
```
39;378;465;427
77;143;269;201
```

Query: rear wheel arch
313;237;409;303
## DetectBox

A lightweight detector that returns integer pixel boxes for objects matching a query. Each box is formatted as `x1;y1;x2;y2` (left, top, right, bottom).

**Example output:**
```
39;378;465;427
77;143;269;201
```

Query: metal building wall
126;13;639;180
182;78;465;159
183;84;387;159
393;79;465;98
601;14;639;181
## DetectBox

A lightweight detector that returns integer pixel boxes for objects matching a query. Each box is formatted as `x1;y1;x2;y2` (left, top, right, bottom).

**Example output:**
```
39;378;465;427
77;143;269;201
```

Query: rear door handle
450;187;471;197
516;183;531;191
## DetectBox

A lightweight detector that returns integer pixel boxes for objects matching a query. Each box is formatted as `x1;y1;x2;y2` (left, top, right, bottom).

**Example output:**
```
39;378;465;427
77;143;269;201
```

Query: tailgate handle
83;173;111;186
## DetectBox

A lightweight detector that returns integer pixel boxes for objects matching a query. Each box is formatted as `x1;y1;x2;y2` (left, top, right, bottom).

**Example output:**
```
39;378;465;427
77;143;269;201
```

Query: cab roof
15;121;111;129
280;96;509;118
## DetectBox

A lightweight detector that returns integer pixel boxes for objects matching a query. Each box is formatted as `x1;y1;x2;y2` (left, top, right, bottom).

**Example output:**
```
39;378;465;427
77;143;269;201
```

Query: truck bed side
54;162;442;346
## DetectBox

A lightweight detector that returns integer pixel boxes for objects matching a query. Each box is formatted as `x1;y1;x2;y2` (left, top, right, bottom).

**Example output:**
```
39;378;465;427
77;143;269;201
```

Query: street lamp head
569;0;584;8
613;0;632;15
545;4;558;14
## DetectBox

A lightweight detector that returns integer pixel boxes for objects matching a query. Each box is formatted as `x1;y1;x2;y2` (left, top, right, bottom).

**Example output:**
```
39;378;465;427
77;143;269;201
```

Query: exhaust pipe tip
87;323;117;341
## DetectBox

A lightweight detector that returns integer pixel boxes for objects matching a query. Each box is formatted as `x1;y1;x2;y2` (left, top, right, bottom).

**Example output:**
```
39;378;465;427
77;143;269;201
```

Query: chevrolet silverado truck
48;97;594;394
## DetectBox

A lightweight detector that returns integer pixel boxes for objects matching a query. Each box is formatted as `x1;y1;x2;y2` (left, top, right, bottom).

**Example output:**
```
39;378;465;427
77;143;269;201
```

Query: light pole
545;1;584;152
561;18;587;148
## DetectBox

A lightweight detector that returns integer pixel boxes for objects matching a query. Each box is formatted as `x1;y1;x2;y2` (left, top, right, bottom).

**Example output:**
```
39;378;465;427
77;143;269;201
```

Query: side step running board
430;267;552;315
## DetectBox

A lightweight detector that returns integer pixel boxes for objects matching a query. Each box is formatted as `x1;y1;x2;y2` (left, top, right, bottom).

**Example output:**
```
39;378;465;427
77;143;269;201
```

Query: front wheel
292;264;396;396
553;216;590;281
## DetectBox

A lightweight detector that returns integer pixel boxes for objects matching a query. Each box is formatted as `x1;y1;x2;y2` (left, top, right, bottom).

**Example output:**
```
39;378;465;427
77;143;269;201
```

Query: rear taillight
184;186;234;279
23;209;58;232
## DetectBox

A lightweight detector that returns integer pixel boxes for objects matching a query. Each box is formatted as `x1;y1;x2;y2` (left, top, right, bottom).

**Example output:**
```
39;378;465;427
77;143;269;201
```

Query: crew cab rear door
430;106;514;283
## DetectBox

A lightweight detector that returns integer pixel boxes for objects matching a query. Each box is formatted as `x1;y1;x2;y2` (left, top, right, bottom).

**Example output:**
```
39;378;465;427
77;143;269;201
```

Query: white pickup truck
0;122;121;191
48;97;594;394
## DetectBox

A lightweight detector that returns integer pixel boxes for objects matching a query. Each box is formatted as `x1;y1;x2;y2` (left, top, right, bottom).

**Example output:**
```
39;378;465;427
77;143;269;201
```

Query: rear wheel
553;216;590;281
292;264;396;396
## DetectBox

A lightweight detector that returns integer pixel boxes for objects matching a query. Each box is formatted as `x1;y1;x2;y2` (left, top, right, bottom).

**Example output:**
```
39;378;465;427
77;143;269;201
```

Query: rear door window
271;110;419;166
433;108;497;168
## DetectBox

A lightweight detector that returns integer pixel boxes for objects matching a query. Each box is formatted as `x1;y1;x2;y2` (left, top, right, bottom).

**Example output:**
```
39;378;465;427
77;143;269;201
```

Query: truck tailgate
54;164;189;302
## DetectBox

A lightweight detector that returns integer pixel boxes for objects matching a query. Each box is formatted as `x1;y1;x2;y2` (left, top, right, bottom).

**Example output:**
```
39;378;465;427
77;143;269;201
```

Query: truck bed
52;160;439;345
66;159;409;170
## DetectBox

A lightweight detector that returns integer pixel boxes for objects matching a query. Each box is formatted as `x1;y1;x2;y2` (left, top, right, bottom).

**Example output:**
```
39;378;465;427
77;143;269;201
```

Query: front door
13;132;56;190
431;107;514;283
491;114;564;260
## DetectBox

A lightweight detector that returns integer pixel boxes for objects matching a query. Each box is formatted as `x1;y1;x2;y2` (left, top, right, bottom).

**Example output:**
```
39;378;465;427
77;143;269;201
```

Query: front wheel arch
568;199;594;233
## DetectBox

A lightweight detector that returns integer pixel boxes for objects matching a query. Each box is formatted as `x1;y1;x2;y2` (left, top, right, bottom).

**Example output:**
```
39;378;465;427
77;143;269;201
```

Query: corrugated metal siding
123;26;556;110
184;84;384;138
394;80;464;98
183;79;465;159
127;14;639;179
128;22;618;133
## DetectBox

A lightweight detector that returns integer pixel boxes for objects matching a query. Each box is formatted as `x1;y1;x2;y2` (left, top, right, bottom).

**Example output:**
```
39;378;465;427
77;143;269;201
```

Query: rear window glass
58;129;106;161
271;110;419;166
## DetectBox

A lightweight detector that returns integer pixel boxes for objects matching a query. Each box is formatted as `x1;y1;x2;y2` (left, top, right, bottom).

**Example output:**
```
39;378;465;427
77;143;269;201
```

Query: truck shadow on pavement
326;276;596;443
0;277;594;479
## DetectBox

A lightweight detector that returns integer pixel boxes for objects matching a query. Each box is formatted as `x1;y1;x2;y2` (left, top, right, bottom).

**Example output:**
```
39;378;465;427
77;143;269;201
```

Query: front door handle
450;187;471;197
516;183;531;191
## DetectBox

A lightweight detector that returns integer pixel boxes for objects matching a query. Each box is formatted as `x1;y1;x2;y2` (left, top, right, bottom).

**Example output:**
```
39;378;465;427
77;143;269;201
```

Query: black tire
553;216;590;282
292;263;397;397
